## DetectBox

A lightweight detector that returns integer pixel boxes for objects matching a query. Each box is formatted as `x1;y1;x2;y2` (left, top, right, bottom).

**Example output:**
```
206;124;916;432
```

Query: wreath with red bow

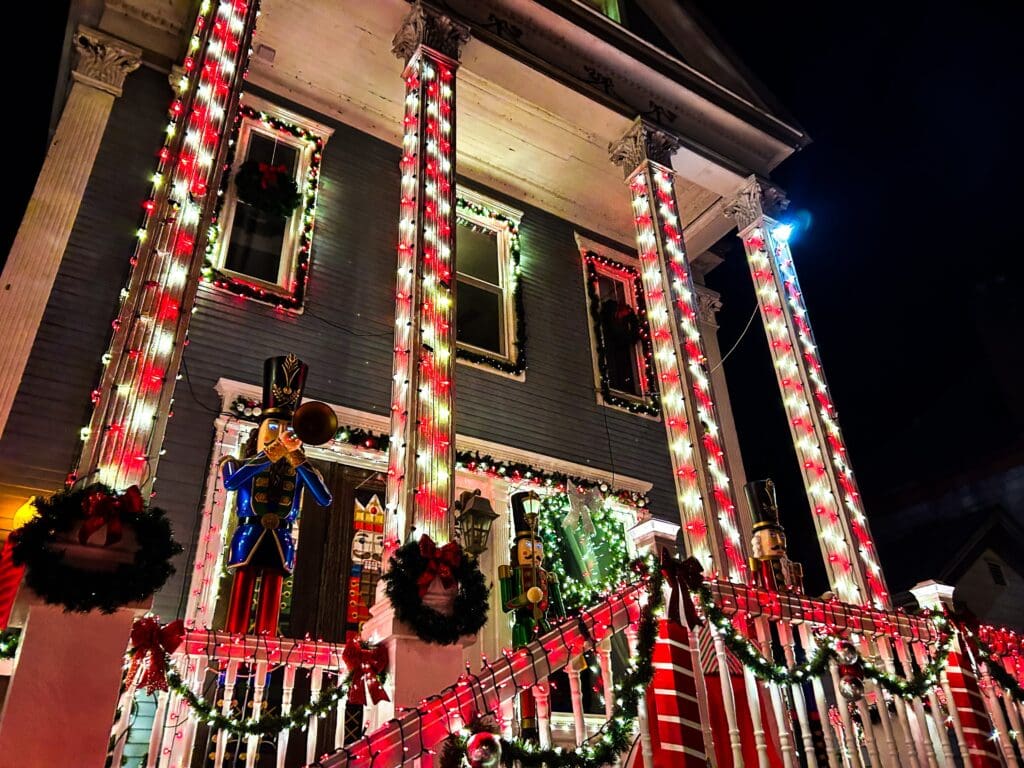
234;159;303;217
383;536;489;645
11;484;182;613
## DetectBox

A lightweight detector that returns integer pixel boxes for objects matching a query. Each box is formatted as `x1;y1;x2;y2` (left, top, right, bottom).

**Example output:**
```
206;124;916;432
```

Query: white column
0;27;140;437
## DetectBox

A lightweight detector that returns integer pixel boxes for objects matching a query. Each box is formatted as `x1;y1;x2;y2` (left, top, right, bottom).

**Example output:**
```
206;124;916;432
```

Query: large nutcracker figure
499;491;565;741
222;354;334;635
744;479;803;592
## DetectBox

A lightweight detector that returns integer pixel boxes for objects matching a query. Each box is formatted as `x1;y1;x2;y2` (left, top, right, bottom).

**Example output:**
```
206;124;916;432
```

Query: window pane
457;223;500;285
595;274;642;396
223;133;300;284
457;280;503;354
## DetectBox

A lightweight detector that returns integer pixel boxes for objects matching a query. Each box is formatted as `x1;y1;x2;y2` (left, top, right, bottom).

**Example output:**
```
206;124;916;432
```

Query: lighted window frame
206;100;330;309
455;189;523;373
582;251;659;415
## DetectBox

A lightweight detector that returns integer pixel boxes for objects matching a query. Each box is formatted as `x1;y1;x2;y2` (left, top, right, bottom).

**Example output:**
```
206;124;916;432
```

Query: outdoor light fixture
453;489;499;560
518;490;541;533
771;223;794;242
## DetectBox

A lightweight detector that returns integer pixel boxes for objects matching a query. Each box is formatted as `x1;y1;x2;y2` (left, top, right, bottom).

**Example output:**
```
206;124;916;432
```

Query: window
987;560;1007;586
454;189;524;375
582;250;658;415
205;98;332;309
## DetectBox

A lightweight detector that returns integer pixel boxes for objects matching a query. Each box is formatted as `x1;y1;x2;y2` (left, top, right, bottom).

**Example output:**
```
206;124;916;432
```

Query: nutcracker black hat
744;479;782;532
261;353;308;420
510;490;541;543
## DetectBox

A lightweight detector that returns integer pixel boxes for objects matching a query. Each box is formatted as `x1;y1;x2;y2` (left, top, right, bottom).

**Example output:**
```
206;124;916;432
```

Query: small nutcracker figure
222;355;333;635
745;479;803;592
499;491;565;741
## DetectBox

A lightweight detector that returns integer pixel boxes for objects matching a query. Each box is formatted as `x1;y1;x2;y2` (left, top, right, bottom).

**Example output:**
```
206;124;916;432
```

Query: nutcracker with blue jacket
222;354;337;635
745;478;803;592
499;491;565;741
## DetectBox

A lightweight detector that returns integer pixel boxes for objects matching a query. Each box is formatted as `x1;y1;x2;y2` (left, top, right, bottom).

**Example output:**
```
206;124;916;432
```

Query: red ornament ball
465;731;501;768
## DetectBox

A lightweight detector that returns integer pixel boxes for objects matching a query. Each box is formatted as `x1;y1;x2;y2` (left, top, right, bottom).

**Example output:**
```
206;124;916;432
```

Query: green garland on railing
496;559;662;768
692;583;953;700
964;628;1024;704
166;667;359;737
0;628;19;660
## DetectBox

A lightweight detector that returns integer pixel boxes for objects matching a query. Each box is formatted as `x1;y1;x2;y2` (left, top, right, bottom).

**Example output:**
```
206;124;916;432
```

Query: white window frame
455;187;523;370
577;234;659;416
210;96;333;296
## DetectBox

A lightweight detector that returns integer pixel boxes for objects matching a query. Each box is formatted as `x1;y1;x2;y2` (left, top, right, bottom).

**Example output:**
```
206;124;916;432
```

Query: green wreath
234;159;302;217
383;538;489;645
11;484;182;614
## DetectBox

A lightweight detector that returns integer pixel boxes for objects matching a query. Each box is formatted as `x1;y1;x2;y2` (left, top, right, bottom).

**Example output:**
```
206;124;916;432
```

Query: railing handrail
177;629;348;668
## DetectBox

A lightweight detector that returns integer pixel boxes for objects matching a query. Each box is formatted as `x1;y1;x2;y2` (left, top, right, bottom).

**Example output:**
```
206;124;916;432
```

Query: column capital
392;2;471;64
695;286;723;326
72;26;142;98
608;117;681;177
723;175;789;232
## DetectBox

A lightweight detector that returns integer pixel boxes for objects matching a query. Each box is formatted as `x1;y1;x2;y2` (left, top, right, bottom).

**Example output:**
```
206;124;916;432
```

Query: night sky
6;3;1021;596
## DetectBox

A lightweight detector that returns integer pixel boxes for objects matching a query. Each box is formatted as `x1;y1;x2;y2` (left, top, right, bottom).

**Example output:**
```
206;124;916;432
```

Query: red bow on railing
343;639;390;706
258;162;289;189
416;535;462;598
126;617;185;694
79;485;144;546
660;549;704;630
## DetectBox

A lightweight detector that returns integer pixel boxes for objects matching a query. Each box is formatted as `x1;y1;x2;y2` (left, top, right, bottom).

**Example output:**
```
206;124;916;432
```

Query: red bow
416;535;462;598
258;162;289;189
660;550;704;630
79;485;144;546
126;617;184;694
342;639;390;705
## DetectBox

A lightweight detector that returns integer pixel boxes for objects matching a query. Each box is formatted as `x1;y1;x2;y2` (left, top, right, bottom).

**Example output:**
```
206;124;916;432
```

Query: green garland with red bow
11;484;182;613
234;159;303;217
383;536;489;645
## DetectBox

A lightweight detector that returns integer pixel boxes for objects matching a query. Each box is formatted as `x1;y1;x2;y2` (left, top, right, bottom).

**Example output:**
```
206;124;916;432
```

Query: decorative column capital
723;175;789;231
72;26;142;98
695;286;723;326
392;1;471;64
609;117;681;177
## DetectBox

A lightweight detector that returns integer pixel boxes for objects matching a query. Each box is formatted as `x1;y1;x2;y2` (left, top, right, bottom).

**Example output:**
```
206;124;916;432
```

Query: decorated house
0;2;1021;768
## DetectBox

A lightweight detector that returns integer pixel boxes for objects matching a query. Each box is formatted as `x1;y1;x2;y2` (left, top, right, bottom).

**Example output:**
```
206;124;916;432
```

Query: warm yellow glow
12;497;38;530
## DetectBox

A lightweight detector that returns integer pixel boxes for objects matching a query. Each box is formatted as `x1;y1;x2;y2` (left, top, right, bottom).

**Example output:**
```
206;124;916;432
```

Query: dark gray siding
0;67;169;524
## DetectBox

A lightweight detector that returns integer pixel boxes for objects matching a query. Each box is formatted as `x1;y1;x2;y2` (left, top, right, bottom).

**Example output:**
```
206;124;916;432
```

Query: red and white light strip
743;226;888;607
80;0;257;489
387;51;457;545
628;168;745;581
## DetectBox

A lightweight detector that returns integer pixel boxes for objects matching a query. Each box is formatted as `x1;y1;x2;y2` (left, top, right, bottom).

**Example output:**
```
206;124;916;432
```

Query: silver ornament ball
839;675;865;701
465;731;502;768
834;640;859;666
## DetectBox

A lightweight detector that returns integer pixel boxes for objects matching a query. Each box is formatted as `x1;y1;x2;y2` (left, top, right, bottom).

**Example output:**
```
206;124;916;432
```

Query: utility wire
710;304;759;373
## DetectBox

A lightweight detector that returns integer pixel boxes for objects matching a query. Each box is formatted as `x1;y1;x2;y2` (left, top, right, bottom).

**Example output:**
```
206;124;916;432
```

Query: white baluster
690;631;718;767
597;639;615;721
742;662;771;768
894;640;938;768
1003;689;1024;754
779;622;818;768
855;696;883;768
146;689;169;768
877;638;923;768
712;629;745;768
165;654;206;768
939;670;969;768
755;618;797;768
566;655;587;745
245;660;268;768
860;637;901;768
108;677;139;768
500;694;515;739
533;683;553;750
799;625;842;768
981;672;1018;768
306;666;323;765
216;660;241;768
627;625;655;768
911;641;955;766
276;664;297;768
829;662;863;768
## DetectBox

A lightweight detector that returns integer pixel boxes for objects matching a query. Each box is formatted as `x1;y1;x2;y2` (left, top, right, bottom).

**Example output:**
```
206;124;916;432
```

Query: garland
692;583;953;700
498;560;662;767
167;667;355;737
11;485;182;614
202;104;325;309
963;627;1024;704
455;196;526;376
0;628;18;660
383;538;489;645
225;400;651;510
583;252;659;416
